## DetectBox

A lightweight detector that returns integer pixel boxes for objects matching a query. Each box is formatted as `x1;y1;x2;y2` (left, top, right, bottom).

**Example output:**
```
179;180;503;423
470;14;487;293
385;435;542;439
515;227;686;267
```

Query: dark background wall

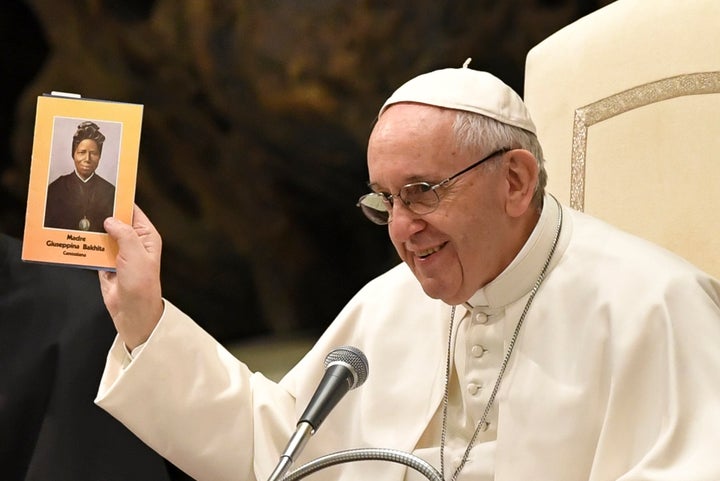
0;0;613;344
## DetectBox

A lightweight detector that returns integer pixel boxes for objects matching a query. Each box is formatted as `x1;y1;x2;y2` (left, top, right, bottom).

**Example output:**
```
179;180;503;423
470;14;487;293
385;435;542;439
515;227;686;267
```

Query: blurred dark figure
0;233;193;481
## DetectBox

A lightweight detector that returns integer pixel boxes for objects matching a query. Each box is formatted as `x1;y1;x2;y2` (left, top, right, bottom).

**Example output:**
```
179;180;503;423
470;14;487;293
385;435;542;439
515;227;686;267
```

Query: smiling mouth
417;242;447;259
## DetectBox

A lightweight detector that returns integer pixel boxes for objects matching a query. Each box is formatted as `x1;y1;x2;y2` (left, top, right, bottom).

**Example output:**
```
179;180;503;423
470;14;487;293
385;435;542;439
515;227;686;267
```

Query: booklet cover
21;93;143;270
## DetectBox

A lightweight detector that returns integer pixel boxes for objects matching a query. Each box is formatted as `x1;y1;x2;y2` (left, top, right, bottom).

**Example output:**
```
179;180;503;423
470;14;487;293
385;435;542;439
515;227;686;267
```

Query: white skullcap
379;58;537;134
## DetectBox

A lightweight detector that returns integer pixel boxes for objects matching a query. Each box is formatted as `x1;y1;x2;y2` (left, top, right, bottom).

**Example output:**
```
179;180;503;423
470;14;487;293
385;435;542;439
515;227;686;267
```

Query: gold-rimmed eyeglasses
357;148;509;225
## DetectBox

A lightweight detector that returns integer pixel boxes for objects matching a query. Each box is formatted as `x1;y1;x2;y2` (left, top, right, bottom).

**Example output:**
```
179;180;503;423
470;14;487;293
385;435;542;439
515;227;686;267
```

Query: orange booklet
22;92;143;270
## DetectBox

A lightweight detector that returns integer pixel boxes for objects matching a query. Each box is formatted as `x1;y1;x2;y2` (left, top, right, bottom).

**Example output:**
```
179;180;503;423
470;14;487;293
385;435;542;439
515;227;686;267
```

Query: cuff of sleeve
121;299;167;367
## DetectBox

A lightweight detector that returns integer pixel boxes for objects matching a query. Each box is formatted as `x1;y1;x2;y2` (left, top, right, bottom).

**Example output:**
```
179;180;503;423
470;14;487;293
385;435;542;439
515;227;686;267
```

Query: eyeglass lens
358;182;439;225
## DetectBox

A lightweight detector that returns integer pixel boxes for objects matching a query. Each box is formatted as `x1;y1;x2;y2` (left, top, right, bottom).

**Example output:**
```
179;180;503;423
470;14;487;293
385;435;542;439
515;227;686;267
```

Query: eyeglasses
357;148;509;225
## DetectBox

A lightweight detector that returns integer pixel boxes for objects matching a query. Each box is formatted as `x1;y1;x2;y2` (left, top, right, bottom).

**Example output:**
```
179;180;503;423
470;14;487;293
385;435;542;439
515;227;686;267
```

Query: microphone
267;346;369;481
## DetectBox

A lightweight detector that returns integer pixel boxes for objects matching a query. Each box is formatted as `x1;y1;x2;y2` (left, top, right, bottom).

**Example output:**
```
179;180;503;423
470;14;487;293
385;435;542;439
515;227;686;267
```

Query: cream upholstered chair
523;0;720;279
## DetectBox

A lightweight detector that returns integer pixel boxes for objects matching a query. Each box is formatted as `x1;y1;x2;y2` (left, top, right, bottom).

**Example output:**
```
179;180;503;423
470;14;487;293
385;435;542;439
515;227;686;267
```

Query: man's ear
504;149;539;218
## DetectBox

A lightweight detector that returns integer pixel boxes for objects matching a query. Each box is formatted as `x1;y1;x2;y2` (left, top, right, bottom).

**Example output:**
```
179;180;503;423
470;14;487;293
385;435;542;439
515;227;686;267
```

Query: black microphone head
324;346;369;390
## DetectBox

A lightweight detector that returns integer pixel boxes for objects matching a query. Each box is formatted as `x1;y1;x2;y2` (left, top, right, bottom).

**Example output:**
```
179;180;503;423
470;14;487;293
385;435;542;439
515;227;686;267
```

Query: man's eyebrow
368;173;438;191
366;181;383;192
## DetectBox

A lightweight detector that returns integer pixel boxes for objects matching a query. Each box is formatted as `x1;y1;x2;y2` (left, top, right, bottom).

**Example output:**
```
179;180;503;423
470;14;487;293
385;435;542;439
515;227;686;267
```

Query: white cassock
96;195;720;481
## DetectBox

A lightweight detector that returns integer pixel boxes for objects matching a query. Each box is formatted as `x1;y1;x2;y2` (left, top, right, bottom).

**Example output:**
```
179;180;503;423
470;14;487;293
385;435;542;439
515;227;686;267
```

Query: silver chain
439;198;563;481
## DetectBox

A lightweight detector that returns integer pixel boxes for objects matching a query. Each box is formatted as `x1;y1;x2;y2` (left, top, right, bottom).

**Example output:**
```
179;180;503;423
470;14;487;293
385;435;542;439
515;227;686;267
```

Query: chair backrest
523;0;720;278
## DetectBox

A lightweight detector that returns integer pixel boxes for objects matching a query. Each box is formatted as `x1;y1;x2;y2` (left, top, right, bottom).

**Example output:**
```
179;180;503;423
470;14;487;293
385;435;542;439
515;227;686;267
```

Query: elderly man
95;64;720;481
44;120;115;232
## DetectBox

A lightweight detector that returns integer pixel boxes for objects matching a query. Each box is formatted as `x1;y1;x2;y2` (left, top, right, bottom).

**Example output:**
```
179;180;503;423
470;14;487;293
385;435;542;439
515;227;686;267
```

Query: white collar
464;194;565;310
74;170;95;183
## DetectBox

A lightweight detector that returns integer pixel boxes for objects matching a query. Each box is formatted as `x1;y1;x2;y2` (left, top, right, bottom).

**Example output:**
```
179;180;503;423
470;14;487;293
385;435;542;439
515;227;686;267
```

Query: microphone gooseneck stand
267;346;372;481
267;347;442;480
282;447;443;481
266;422;314;481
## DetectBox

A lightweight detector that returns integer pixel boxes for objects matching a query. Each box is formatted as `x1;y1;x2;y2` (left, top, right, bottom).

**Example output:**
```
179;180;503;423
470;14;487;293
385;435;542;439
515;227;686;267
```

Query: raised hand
98;205;164;350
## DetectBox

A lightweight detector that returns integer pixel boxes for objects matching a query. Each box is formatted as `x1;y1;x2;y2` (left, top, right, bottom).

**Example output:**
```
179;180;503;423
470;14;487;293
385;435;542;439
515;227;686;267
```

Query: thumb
103;215;129;240
104;216;145;262
104;206;162;270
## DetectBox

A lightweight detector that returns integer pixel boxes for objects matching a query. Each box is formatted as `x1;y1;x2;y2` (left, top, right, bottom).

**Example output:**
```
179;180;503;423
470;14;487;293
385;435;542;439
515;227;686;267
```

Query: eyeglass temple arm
439;148;510;187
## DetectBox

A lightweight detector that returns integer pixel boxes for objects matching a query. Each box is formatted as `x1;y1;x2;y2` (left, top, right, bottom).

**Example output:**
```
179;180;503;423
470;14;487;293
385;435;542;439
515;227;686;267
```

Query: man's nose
388;201;424;238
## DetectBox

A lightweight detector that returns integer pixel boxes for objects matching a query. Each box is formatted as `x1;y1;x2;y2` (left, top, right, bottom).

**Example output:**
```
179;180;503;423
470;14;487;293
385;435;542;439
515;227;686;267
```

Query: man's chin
417;280;472;306
417;278;452;303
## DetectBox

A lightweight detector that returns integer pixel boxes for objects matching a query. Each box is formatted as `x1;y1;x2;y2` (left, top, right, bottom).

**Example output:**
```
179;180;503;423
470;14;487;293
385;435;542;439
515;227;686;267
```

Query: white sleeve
95;300;297;481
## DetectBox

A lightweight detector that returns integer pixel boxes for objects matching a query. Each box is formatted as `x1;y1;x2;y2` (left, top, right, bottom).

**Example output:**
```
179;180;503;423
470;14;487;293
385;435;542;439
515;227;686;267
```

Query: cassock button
471;345;487;358
473;312;488;324
467;383;481;395
480;421;490;432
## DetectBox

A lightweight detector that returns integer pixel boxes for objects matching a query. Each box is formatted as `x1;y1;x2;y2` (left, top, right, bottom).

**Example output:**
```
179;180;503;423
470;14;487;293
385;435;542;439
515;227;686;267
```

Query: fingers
129;204;159;239
100;205;164;349
104;205;162;266
102;205;157;240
